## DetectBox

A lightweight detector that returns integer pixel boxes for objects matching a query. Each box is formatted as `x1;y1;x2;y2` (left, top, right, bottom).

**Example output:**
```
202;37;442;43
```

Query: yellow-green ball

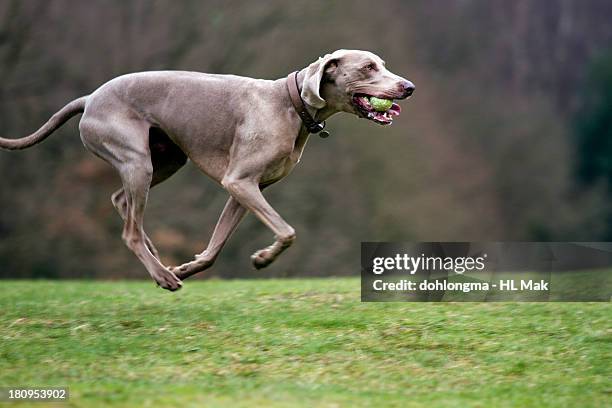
370;97;393;112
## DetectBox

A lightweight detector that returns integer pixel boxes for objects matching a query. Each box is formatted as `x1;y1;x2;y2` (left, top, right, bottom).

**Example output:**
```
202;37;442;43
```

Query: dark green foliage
1;1;612;278
575;52;612;190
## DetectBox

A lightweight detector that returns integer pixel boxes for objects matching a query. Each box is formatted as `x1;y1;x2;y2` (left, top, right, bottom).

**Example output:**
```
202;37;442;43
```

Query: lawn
0;279;610;407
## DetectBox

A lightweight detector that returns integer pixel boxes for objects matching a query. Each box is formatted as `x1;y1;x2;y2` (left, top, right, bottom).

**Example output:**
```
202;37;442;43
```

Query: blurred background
1;0;611;279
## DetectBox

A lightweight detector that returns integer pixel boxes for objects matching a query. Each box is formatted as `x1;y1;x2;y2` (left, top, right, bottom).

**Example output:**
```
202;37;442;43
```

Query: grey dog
0;49;414;291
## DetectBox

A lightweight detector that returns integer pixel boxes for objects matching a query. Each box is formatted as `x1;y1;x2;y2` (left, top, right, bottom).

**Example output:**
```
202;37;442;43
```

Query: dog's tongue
389;103;401;116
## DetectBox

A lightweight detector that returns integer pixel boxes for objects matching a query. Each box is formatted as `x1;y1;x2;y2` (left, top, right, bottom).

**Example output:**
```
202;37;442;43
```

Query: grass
0;278;610;407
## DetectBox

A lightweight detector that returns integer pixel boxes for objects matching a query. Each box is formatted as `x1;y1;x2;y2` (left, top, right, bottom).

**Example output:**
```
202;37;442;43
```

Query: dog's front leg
170;197;246;279
222;176;296;269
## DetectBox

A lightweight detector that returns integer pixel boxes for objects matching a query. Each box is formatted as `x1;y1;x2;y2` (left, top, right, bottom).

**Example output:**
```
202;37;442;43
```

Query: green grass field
0;279;610;407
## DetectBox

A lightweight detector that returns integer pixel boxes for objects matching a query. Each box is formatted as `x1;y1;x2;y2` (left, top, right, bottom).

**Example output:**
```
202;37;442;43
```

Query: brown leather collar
286;71;329;137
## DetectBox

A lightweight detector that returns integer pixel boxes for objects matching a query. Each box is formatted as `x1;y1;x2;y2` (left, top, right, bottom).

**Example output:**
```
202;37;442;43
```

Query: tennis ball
370;97;393;112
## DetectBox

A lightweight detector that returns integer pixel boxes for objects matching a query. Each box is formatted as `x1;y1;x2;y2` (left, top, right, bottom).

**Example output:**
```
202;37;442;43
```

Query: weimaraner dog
0;49;414;291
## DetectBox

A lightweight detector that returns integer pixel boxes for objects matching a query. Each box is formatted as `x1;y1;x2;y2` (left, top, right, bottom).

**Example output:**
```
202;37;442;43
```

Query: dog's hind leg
110;127;187;260
80;116;182;291
119;160;181;290
111;189;160;259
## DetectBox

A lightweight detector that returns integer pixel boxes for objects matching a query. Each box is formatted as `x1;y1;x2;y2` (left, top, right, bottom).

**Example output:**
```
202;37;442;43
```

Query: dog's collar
286;71;329;138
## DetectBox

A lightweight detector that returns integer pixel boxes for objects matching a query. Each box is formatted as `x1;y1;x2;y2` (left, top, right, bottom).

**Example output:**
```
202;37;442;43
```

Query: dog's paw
169;256;215;280
169;264;188;274
154;270;183;292
251;249;273;269
168;265;189;281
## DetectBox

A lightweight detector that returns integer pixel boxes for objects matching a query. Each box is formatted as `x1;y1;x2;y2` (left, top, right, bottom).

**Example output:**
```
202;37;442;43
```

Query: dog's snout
401;80;415;97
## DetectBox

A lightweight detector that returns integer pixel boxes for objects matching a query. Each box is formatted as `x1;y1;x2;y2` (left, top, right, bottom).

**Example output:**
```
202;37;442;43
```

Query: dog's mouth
352;94;402;125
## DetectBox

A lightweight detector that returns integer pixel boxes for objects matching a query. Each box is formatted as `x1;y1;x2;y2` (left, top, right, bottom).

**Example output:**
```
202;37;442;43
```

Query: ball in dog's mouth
370;97;393;112
352;94;401;125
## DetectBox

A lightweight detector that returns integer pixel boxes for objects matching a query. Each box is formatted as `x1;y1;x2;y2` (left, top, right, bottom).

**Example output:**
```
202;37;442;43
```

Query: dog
0;49;414;291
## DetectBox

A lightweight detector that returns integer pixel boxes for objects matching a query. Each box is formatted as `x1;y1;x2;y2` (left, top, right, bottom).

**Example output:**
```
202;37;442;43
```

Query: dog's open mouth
352;94;401;125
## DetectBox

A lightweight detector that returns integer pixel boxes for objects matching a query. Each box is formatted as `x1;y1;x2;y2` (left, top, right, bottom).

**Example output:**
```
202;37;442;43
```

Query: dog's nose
402;80;415;97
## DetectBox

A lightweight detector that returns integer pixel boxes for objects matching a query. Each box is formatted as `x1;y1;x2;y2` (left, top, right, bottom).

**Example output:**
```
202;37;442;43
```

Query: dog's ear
301;53;339;109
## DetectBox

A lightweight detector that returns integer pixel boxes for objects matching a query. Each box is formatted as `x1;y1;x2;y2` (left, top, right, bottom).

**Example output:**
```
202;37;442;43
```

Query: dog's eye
365;63;377;71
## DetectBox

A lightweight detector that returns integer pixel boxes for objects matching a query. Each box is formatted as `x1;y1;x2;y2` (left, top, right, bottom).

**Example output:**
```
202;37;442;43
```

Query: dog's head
301;49;414;125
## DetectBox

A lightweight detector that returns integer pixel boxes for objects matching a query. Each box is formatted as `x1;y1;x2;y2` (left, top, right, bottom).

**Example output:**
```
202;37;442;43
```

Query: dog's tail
0;96;88;151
